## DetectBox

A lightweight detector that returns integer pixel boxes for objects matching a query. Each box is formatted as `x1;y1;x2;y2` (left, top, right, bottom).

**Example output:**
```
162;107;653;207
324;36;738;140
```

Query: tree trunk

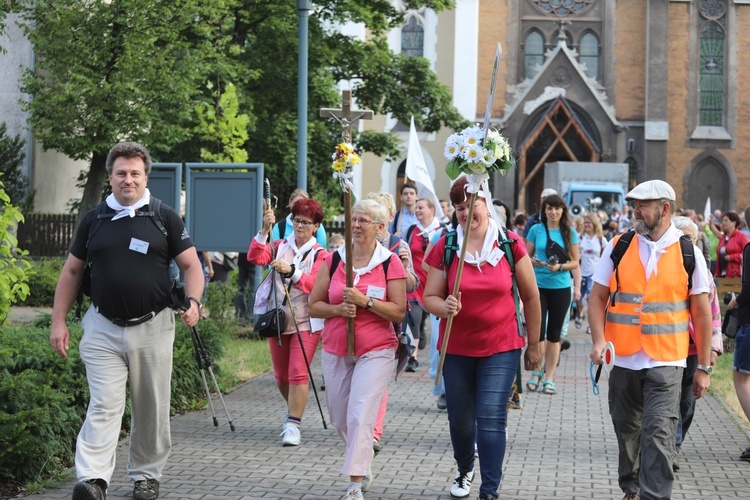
75;152;109;230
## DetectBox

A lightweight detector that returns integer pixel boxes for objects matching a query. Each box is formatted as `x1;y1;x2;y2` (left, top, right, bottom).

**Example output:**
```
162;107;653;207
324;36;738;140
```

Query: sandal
526;371;543;391
542;380;557;395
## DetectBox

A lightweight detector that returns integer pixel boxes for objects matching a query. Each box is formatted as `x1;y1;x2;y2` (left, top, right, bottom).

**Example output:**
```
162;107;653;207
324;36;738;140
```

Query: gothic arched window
699;0;726;126
579;32;599;80
401;16;424;57
524;30;545;80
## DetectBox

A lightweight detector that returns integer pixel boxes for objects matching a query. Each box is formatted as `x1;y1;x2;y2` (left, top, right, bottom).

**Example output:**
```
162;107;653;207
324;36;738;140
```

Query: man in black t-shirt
50;142;204;500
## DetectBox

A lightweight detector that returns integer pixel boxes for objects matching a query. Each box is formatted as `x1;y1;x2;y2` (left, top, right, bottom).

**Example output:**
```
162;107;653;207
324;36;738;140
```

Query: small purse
723;308;739;339
255;308;286;338
254;273;293;338
544;223;570;264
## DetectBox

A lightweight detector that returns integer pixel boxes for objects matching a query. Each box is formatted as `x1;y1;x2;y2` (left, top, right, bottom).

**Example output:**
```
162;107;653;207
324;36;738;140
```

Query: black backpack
609;229;695;307
74;198;169;319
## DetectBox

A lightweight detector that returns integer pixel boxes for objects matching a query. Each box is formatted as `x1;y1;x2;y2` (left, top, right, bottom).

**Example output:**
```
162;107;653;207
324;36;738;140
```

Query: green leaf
445;158;462;180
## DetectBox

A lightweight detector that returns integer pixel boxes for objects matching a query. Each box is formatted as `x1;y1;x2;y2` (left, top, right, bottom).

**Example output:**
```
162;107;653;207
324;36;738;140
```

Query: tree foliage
0;177;31;325
195;83;251;163
20;0;466;217
0;122;35;214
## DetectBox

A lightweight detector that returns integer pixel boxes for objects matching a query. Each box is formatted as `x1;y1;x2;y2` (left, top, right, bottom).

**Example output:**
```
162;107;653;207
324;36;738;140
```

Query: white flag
703;197;711;224
405;116;444;220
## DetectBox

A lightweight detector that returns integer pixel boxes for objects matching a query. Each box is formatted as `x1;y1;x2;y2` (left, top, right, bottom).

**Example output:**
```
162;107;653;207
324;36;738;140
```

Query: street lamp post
297;0;311;190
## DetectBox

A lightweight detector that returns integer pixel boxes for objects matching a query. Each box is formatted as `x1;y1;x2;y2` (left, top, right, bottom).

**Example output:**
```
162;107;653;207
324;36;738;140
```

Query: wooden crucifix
320;89;373;355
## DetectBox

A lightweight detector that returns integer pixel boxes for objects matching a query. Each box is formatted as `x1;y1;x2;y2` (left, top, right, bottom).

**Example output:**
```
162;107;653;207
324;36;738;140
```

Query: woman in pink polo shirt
423;177;541;500
309;199;407;500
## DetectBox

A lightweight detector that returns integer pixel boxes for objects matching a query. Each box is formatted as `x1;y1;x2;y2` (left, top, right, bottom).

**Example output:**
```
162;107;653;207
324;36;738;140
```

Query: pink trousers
321;348;393;476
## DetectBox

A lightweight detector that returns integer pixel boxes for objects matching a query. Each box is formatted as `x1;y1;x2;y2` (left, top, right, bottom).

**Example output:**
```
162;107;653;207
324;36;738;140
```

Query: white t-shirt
580;233;607;276
593;223;711;370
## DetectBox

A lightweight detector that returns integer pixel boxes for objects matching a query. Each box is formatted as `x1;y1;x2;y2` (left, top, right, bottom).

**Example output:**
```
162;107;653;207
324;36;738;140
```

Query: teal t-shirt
527;223;579;289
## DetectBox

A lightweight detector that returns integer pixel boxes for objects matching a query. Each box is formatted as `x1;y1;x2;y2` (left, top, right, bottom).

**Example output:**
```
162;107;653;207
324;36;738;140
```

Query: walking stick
171;282;235;431
190;324;236;431
435;192;478;386
282;278;328;429
265;178;283;348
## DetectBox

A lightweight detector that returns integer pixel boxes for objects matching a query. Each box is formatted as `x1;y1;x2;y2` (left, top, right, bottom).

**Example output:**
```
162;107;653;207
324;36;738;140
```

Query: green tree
18;0;228;222
206;0;467;210
0;122;35;214
0;177;31;325
195;82;252;163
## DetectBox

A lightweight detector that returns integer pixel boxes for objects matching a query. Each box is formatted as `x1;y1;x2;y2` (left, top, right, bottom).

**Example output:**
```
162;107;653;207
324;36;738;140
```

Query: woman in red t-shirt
309;199;407;500
708;210;750;278
423;177;541;500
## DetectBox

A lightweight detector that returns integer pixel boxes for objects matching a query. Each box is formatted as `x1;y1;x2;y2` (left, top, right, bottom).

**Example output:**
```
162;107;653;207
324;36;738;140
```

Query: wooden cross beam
319;89;373;355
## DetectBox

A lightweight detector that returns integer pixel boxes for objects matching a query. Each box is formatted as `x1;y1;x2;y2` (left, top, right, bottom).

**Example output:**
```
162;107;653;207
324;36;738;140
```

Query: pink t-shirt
407;229;430;304
322;252;407;357
425;230;528;357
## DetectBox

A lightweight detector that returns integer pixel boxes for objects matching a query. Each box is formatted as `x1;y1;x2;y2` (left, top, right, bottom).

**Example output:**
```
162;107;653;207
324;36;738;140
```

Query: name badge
486;247;504;267
129;238;150;255
366;285;386;300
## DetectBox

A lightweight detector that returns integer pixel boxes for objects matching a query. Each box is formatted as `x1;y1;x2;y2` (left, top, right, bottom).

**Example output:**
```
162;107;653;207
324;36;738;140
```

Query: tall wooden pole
320;90;373;355
435;192;477;385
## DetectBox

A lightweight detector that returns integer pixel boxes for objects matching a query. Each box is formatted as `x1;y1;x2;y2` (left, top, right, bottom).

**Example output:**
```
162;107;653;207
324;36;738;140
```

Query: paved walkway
25;327;750;499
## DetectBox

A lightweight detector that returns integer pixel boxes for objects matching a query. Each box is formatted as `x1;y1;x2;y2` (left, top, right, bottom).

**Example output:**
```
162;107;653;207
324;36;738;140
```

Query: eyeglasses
292;218;315;227
352;217;378;226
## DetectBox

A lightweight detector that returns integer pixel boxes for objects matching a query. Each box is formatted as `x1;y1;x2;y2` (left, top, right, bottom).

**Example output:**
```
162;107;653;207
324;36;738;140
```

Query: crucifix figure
319;89;373;355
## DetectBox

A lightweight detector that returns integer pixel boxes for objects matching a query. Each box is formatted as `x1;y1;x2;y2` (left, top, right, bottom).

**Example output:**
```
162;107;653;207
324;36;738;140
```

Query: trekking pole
190;325;236;431
265;178;284;347
282;279;328;429
171;281;235;431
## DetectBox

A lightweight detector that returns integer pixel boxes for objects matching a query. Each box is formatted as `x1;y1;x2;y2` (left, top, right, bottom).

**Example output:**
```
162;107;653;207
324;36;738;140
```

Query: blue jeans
443;349;522;499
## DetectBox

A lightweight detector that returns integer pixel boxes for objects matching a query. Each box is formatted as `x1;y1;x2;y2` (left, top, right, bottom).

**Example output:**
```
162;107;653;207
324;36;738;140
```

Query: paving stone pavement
25;328;750;499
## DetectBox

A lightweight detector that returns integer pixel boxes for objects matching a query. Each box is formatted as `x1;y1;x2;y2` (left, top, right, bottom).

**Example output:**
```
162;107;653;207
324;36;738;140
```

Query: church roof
500;41;620;129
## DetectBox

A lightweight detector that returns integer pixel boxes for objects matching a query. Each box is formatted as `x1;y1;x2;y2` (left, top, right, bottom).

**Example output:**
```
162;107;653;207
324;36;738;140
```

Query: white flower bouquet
444;125;514;180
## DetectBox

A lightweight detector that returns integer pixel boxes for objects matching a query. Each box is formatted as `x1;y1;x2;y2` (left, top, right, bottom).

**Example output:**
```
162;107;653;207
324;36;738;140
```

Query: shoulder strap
405;224;417;244
497;226;524;338
392;210;400;233
279;219;287;239
329;251;342;280
679;234;695;291
443;230;459;269
388;234;402;253
609;230;636;307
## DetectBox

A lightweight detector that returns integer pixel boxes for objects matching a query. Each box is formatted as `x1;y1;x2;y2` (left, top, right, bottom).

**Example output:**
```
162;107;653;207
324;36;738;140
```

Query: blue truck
543;162;629;217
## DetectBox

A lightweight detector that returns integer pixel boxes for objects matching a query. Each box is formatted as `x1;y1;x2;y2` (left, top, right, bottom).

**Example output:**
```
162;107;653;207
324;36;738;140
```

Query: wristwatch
365;298;374;310
697;364;713;375
188;296;203;311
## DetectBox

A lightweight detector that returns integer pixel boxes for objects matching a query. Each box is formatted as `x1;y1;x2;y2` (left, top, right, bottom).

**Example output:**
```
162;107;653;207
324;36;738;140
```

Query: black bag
544;223;570;264
723;308;739;339
222;253;239;271
255;308;286;338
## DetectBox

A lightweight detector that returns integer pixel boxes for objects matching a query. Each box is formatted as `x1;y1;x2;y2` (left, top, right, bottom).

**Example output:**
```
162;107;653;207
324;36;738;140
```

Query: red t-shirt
322;252;407;357
425;230;528;357
407;229;430;304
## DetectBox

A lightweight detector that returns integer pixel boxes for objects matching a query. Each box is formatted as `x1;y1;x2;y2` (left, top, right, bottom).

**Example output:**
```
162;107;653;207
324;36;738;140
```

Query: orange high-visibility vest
604;235;690;360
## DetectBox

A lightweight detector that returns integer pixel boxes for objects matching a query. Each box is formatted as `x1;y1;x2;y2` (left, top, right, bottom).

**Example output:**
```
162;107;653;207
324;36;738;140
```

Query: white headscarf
337;243;393;285
106;188;152;221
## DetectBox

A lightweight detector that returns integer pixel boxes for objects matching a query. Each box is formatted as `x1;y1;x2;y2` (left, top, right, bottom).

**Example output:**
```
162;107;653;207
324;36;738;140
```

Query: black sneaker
133;478;159;500
72;479;107;500
436;394;447;410
478;493;498;500
372;438;382;456
741;445;750;461
405;357;419;372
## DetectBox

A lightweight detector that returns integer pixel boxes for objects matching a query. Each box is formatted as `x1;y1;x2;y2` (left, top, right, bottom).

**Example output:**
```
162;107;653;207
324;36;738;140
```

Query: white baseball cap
540;188;558;198
625;180;675;201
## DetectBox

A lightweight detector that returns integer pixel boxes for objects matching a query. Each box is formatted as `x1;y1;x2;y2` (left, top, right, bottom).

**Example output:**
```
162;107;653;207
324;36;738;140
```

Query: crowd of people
49;142;750;500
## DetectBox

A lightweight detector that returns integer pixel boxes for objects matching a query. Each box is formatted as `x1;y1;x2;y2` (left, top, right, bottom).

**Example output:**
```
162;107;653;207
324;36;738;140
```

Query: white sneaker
342;487;364;500
362;448;375;492
280;422;301;446
450;468;474;498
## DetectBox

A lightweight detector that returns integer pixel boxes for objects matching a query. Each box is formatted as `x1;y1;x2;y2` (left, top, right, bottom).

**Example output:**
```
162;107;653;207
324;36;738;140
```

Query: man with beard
587;180;712;500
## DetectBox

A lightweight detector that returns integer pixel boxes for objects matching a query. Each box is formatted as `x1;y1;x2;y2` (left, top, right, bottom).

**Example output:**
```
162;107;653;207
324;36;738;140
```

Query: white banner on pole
703;196;712;224
406;116;444;220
